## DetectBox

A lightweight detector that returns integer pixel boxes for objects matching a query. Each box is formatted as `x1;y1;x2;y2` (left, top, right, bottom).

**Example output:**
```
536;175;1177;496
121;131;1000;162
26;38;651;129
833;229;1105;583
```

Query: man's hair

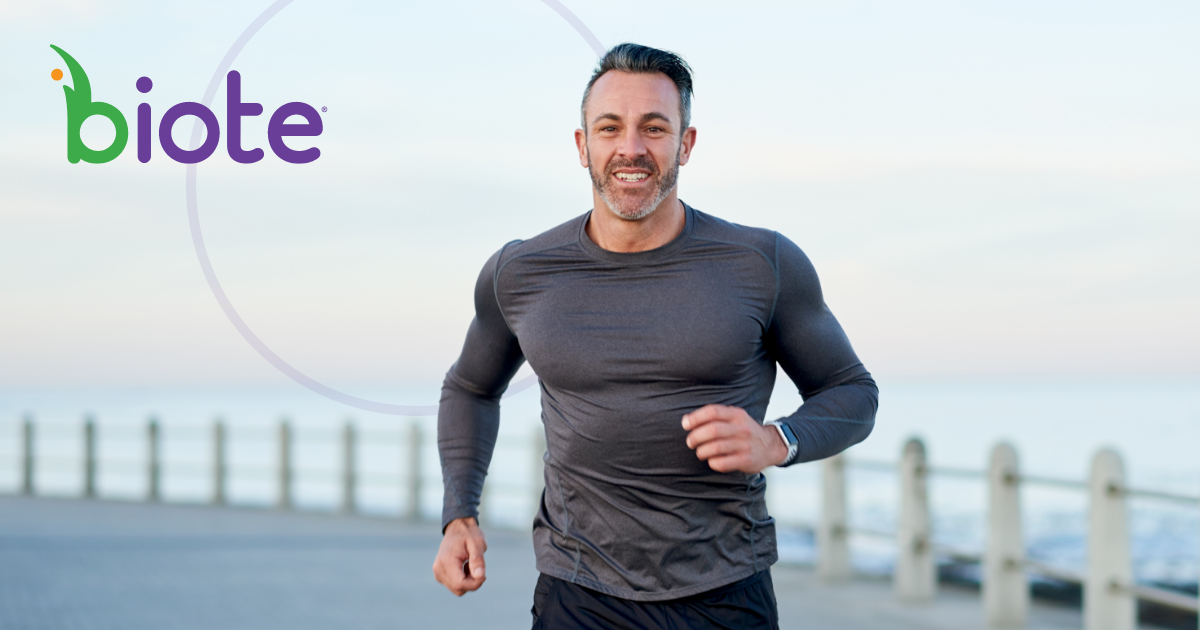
581;43;694;132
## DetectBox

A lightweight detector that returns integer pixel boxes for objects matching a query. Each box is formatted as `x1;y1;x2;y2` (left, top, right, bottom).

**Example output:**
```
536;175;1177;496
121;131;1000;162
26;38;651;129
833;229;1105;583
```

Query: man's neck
585;192;686;253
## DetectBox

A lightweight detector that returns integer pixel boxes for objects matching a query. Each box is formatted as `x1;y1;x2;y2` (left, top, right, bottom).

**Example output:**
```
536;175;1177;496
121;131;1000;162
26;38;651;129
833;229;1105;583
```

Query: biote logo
49;45;323;165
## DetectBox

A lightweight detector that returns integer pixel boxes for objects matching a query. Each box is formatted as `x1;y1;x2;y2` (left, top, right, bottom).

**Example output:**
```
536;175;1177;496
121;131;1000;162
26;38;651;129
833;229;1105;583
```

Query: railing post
21;414;34;496
277;419;292;510
341;420;356;514
985;442;1027;628
405;420;422;521
818;453;851;583
896;437;934;602
532;426;546;516
83;415;97;499
212;419;226;505
1085;448;1133;630
146;417;161;502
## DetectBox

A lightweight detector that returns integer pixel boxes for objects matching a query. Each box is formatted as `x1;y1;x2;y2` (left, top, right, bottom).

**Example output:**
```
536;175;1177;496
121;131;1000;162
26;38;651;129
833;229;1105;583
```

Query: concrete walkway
0;496;1156;630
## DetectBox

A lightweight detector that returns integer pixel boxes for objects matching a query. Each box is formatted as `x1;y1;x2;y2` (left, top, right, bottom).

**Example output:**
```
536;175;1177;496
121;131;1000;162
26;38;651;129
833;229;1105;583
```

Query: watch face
779;423;799;446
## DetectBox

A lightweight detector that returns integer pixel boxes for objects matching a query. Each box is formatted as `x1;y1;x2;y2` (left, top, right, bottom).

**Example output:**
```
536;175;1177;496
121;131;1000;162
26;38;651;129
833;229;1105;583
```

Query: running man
433;43;878;629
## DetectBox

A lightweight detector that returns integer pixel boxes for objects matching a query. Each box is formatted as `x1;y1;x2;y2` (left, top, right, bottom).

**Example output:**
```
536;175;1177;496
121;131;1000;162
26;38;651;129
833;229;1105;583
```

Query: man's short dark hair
581;43;694;132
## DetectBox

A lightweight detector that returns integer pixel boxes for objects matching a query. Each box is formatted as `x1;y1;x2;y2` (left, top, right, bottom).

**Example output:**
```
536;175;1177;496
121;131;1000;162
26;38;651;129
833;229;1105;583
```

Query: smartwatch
764;421;799;466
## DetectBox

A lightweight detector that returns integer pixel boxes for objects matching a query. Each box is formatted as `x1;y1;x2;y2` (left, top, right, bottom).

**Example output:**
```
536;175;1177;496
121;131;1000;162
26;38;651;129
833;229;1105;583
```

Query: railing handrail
1014;473;1090;491
1113;486;1200;506
845;458;1200;506
1118;582;1200;614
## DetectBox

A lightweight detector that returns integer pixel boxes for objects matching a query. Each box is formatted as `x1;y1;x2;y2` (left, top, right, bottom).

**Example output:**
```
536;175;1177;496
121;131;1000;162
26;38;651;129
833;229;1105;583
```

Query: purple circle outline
185;0;605;415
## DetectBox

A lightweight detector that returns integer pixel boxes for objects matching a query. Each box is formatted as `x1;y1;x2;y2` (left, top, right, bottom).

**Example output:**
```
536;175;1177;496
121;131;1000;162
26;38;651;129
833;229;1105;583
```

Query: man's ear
677;127;698;166
574;128;589;168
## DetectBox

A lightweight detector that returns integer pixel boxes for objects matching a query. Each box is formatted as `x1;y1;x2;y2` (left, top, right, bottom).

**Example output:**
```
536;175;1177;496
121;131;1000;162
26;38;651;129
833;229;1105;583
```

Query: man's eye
601;126;617;132
647;127;664;133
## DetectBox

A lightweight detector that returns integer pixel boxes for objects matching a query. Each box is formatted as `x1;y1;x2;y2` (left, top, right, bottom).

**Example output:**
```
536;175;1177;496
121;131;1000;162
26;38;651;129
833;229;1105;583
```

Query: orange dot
51;68;63;81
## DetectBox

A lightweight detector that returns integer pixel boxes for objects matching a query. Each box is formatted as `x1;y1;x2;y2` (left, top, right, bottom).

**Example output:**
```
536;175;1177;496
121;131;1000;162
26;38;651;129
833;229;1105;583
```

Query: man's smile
612;169;652;186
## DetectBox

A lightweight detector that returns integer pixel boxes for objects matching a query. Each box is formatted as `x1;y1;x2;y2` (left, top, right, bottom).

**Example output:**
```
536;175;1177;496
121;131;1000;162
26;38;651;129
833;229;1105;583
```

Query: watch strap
764;421;799;466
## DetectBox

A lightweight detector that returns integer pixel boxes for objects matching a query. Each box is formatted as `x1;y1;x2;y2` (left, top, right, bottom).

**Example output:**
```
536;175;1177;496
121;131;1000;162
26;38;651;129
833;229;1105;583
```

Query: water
1;375;1196;587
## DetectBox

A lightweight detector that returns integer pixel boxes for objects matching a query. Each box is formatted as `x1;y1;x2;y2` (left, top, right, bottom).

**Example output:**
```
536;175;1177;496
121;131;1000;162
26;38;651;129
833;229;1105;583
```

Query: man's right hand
432;517;487;596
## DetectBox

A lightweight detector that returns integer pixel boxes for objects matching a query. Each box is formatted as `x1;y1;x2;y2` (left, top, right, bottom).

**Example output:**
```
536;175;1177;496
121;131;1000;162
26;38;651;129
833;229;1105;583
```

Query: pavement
0;496;1159;629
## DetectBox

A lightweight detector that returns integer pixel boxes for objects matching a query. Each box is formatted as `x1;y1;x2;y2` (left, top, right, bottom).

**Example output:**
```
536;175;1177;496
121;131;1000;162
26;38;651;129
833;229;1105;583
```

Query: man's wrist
764;421;799;466
444;516;478;535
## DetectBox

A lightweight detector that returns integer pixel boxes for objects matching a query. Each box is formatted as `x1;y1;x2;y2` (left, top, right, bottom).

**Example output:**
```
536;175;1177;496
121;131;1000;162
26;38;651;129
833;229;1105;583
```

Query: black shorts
531;571;779;630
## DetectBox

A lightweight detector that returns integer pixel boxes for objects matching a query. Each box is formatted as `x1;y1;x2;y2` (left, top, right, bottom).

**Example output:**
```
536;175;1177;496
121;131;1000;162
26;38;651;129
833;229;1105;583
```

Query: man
433;43;878;629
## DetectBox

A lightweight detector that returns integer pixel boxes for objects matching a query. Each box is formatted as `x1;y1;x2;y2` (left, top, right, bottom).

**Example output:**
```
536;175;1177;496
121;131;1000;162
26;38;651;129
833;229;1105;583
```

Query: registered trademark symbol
321;106;327;112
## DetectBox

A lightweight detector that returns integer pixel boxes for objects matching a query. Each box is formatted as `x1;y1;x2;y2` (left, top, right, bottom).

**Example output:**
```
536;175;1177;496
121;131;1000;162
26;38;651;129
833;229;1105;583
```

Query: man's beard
588;144;681;221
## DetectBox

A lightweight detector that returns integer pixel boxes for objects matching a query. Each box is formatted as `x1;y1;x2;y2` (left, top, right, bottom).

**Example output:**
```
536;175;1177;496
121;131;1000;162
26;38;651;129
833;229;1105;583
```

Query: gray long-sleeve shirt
438;203;878;601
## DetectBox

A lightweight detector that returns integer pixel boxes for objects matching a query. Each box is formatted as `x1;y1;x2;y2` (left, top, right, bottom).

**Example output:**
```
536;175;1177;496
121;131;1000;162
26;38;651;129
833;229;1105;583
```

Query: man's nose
615;129;648;158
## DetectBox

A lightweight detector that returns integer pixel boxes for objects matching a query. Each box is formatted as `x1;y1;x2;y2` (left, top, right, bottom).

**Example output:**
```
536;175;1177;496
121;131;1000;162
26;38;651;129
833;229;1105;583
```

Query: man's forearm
437;245;525;529
778;372;878;465
437;371;502;530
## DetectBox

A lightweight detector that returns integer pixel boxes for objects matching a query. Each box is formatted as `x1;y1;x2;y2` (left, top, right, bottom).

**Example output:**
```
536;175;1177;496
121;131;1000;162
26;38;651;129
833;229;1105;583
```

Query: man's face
577;71;694;221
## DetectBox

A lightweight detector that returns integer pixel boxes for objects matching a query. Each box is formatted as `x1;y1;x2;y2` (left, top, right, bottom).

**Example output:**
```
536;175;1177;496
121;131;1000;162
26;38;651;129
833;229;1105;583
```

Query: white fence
3;416;1198;629
833;439;1199;628
8;415;432;518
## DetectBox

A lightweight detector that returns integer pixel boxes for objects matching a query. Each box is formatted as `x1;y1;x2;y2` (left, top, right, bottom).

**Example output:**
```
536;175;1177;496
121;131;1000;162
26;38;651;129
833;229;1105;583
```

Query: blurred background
0;0;1198;605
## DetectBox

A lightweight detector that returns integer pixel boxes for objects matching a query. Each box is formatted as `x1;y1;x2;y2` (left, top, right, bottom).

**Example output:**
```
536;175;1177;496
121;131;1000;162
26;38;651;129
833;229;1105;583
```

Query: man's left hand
682;405;790;474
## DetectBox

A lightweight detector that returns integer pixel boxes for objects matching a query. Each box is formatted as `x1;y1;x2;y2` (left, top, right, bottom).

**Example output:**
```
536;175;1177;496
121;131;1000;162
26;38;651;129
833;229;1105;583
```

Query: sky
1;0;1197;397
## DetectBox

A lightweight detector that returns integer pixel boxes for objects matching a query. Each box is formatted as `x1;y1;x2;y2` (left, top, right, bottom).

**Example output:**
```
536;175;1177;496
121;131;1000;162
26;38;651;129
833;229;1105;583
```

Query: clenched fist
432;517;488;596
683;404;789;474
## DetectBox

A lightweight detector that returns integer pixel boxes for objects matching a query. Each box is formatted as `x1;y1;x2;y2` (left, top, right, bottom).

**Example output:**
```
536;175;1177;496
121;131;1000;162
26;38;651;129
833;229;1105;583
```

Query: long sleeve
766;233;878;465
438;244;526;530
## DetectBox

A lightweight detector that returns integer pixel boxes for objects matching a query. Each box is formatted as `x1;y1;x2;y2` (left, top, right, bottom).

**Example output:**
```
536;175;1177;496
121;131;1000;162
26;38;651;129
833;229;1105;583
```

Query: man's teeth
615;173;648;182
